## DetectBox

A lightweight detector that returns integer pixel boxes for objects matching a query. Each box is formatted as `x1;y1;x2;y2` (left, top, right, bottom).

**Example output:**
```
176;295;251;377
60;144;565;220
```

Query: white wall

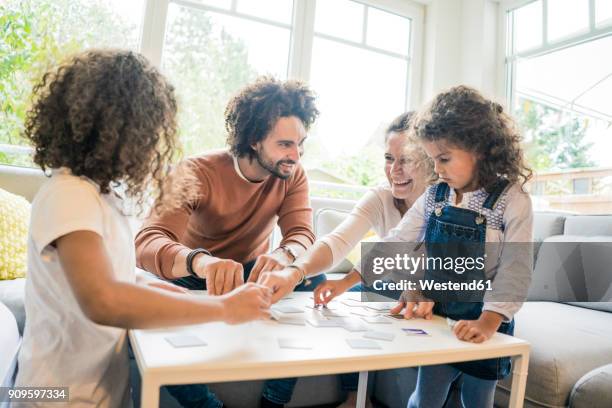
419;0;502;104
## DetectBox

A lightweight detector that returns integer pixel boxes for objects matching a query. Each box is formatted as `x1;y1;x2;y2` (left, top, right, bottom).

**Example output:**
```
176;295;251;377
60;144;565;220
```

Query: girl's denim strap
482;179;510;210
434;182;450;203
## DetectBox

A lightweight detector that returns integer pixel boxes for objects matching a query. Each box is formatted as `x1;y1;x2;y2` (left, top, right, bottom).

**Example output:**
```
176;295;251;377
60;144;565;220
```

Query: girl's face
384;131;428;199
422;140;479;194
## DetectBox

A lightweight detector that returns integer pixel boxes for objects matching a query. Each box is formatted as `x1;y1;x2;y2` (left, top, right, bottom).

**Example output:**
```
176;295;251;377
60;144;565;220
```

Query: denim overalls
423;180;514;381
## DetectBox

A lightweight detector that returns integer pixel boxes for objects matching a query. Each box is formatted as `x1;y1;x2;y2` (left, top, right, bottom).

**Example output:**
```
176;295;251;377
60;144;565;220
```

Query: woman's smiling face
384;131;428;199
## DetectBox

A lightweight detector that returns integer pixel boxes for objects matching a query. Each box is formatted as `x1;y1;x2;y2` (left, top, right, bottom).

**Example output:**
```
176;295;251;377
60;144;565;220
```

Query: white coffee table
129;292;529;407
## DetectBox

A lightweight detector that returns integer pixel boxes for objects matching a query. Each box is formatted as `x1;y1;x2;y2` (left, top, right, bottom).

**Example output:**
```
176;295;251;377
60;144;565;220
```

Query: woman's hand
313;279;351;306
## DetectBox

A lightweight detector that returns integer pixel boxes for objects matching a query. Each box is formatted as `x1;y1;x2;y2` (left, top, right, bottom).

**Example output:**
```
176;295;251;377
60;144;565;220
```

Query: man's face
252;116;307;179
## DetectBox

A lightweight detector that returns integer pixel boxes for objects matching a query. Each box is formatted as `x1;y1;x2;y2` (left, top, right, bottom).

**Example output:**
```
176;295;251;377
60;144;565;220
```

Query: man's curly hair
224;76;319;158
413;85;532;191
24;49;193;212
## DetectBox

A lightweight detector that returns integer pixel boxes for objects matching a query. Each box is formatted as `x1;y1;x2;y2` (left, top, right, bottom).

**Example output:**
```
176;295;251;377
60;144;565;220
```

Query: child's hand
314;279;350;306
390;300;434;320
220;283;272;324
453;311;503;343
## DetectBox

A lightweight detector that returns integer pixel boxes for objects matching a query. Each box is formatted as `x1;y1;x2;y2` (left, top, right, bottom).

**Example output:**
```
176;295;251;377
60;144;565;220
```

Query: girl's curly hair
413;85;532;191
225;76;319;158
24;49;194;213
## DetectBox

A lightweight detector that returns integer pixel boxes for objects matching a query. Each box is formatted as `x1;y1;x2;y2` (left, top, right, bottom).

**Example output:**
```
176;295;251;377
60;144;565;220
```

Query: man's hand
247;251;292;284
390;300;434;320
220;283;272;324
453;311;503;343
194;255;244;296
258;267;302;303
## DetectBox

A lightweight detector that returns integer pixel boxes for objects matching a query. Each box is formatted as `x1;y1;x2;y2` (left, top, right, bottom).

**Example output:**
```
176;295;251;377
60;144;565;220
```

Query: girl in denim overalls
385;86;534;407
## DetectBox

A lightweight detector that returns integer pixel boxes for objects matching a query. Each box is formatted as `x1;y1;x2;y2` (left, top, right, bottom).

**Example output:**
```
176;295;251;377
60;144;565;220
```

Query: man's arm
248;166;315;281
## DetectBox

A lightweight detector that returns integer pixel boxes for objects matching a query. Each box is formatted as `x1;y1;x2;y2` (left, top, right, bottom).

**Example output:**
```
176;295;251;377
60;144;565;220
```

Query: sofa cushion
533;212;566;242
0;188;30;280
564;215;612;236
314;208;355;274
0;278;26;335
497;302;612;408
569;364;612;408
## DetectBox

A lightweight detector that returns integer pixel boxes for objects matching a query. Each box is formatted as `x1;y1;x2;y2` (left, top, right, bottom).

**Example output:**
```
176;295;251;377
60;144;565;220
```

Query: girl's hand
390;300;434;320
453;311;503;343
313;279;350;306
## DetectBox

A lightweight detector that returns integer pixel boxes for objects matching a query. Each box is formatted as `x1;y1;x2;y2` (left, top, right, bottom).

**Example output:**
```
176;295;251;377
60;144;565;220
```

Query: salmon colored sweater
135;150;315;279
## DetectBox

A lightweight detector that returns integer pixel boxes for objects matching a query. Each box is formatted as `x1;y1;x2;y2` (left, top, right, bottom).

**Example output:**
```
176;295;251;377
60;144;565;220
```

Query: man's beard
254;149;296;180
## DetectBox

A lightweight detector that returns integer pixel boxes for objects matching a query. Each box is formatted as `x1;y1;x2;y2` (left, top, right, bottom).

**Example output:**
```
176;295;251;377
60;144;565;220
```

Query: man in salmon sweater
135;76;322;408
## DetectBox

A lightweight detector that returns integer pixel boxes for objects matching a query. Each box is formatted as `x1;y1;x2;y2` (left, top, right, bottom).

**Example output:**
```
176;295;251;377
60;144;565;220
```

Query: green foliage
321;145;386;186
516;98;595;172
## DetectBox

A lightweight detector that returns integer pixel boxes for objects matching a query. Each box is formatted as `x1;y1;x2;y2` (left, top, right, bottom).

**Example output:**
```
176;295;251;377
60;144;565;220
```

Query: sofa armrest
570;364;612;408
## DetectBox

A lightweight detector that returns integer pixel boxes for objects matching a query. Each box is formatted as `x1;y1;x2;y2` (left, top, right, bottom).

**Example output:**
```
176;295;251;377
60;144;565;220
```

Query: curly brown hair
24;49;192;212
413;85;532;191
224;76;319;158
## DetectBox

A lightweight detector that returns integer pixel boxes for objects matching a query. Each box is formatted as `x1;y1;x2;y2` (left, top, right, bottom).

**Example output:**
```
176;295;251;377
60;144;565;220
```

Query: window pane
236;0;293;24
188;0;232;10
547;0;589;42
511;0;542;53
366;7;411;56
0;0;145;166
314;0;364;42
512;36;612;213
596;0;612;27
162;3;291;155
306;37;408;187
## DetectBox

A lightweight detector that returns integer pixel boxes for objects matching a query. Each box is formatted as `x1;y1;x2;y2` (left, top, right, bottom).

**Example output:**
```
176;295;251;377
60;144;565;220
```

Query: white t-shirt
16;169;135;407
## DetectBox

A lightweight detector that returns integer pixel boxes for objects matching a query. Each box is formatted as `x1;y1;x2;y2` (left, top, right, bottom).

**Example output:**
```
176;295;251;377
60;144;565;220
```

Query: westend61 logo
371;253;486;275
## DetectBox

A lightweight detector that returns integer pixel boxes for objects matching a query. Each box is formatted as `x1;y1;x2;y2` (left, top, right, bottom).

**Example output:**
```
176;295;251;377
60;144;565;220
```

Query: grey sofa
1;163;611;407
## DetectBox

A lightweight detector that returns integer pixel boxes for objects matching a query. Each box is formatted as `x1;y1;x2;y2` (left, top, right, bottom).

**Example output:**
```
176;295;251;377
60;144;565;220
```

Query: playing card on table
346;338;382;350
361;316;392;324
272;305;304;314
402;328;431;336
341;320;369;332
363;331;395;341
306;317;342;328
165;335;207;348
365;302;396;311
276;316;306;326
350;309;379;317
341;299;363;307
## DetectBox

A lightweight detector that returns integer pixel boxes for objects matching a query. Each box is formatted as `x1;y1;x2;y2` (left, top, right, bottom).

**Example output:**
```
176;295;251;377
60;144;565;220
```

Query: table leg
508;352;529;408
356;371;368;408
140;375;160;408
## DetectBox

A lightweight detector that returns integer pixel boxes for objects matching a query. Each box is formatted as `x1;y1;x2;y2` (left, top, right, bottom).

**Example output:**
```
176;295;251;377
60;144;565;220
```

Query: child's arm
57;231;271;329
452;311;504;343
313;269;362;305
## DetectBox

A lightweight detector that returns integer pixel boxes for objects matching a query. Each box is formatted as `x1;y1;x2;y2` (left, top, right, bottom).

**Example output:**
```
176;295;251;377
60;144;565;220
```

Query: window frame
0;0;424;166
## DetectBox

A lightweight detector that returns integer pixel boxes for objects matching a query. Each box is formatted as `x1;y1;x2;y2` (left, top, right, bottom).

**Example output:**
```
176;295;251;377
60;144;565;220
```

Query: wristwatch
186;248;211;277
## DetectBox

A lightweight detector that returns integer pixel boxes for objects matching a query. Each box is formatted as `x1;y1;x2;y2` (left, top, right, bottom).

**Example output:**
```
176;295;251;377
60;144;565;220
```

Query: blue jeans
167;259;330;406
407;364;497;408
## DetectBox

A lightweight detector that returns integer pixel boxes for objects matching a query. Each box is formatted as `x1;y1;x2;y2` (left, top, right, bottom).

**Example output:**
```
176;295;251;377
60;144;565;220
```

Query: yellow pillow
0;188;30;280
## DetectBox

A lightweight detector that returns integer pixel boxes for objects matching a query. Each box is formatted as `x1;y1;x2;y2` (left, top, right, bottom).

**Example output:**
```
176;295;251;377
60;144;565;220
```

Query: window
0;0;146;166
1;0;423;200
505;0;612;214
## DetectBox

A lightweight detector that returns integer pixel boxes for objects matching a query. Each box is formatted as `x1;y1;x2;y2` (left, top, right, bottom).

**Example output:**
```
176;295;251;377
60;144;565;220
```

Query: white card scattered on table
165;335;207;348
341;299;362;307
278;338;313;350
346;338;382;350
307;317;342;328
273;305;304;314
365;302;395;311
341;321;369;332
317;309;349;318
350;309;379;317
364;331;395;341
361;316;392;324
276;316;306;326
